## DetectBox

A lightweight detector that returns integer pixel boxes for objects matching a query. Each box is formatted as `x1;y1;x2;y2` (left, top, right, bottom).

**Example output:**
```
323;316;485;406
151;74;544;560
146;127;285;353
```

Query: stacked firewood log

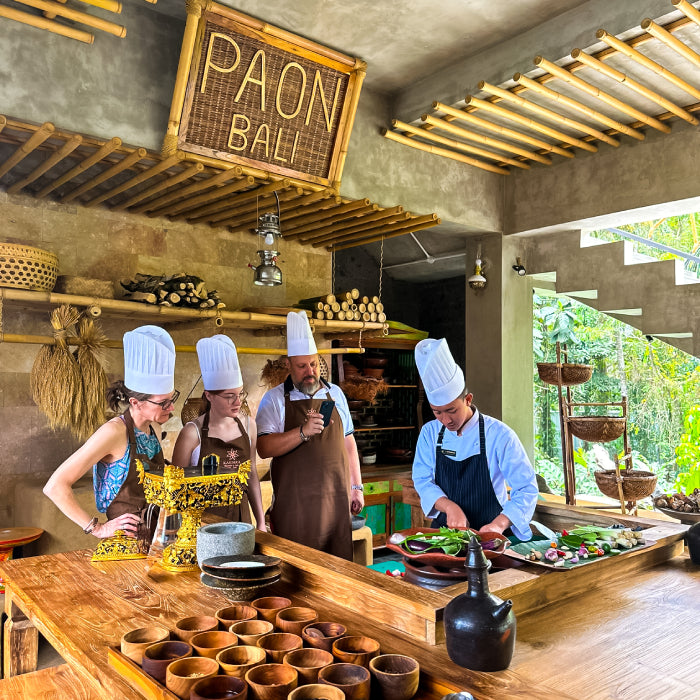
120;273;225;309
296;288;386;322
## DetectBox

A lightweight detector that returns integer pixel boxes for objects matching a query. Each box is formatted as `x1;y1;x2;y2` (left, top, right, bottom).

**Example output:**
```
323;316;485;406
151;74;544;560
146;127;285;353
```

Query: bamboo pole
135;165;243;215
36;137;122;198
284;200;374;240
0;115;5;136
534;55;671;133
641;18;700;69
596;29;700;102
284;198;371;233
422;113;551;164
113;163;204;211
0;5;94;42
155;175;257;219
672;0;700;28
84;152;184;207
43;0;67;20
280;189;338;217
75;0;122;11
392;118;530;169
14;0;126;37
0;122;55;179
466;94;592;153
513;73;644;141
8;134;82;194
305;209;410;245
432;101;566;158
382;129;509;174
325;213;439;247
330;217;440;251
478;81;619;147
61;147;147;203
300;205;405;240
570;49;697;125
280;195;342;225
216;188;305;229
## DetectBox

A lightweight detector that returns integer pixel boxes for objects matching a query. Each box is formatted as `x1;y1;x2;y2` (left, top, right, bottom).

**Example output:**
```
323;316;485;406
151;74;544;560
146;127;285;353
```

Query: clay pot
331;636;380;667
215;605;258;628
318;663;371;700
274;606;318;635
141;641;193;684
190;630;239;659
228;619;274;646
301;622;347;653
190;675;248;700
174;615;219;642
282;647;334;684
250;596;292;623
363;368;384;379
120;625;169;664
217;644;266;679
165;656;219;700
369;654;420;700
687;521;700;565
245;663;298;700
256;632;303;663
287;685;345;700
365;357;388;368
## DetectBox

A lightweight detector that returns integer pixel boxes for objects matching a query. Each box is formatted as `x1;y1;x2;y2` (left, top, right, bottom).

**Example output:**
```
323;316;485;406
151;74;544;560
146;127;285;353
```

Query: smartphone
319;400;335;427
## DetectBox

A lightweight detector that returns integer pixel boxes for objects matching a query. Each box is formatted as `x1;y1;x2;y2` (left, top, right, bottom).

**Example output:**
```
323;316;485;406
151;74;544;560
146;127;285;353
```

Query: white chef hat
196;334;242;390
415;338;465;406
286;311;317;357
123;325;175;395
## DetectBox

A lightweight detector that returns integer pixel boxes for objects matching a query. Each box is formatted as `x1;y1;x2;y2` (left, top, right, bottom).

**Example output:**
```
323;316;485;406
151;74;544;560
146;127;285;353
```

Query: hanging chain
378;236;384;303
331;248;336;295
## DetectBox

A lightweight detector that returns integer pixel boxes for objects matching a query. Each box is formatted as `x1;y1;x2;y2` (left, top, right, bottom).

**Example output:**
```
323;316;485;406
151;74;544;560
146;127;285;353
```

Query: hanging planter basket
537;362;593;386
567;416;626;443
594;469;657;501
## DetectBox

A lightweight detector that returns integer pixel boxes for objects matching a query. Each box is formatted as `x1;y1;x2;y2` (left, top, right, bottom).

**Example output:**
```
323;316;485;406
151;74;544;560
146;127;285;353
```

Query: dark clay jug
687;522;700;565
443;537;516;671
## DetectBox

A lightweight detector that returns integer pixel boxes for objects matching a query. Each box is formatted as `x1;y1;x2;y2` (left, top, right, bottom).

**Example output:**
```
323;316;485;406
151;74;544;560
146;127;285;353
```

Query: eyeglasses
143;390;180;410
212;390;248;405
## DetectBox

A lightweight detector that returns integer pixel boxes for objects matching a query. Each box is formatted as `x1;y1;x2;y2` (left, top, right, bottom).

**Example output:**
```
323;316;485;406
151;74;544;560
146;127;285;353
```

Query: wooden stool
0;528;43;593
352;526;373;566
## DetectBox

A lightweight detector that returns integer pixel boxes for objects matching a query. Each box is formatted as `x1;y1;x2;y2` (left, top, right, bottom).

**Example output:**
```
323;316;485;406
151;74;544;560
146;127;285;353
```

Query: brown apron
197;410;251;523
106;408;165;540
269;376;352;560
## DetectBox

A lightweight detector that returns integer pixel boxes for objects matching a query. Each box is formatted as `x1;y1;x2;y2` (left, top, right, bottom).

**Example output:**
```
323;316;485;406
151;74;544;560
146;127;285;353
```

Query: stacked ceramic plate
200;554;282;601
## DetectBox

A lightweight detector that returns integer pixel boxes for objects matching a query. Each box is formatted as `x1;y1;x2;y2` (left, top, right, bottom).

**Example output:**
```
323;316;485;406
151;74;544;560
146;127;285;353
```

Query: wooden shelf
355;425;415;432
385;384;417;388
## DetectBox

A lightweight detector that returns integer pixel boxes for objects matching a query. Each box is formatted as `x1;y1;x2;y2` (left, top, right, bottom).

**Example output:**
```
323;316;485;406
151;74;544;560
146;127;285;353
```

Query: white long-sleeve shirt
412;408;538;541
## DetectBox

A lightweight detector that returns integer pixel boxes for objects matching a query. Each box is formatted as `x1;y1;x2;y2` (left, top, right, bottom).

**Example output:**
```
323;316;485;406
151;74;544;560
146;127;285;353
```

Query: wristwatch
351;484;364;491
299;426;310;442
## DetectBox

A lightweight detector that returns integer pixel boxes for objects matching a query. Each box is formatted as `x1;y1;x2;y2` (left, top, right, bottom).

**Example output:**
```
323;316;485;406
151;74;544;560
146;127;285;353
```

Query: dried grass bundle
340;376;388;404
30;304;81;431
260;357;289;390
73;317;108;441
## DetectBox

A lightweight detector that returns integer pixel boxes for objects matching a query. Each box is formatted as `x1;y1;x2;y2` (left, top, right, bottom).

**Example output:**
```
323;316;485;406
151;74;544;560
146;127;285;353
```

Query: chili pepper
596;548;605;557
562;529;569;537
556;550;566;557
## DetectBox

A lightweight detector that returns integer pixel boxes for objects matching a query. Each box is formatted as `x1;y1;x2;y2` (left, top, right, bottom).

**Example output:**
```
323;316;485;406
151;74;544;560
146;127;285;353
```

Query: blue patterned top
93;420;161;513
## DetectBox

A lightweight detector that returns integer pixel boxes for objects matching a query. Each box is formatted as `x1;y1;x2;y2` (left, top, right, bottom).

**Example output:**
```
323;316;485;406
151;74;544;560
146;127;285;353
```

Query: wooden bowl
257;632;303;663
141;641;193;684
174;615;219;642
274;606;318;635
190;675;248;700
287;685;345;700
369;654;420;700
215;605;258;628
190;630;239;659
301;622;347;653
332;635;380;668
251;596;292;623
120;625;170;664
165;656;219;700
216;644;267;678
318;663;371;700
228;619;274;646
283;647;334;684
245;663;298;700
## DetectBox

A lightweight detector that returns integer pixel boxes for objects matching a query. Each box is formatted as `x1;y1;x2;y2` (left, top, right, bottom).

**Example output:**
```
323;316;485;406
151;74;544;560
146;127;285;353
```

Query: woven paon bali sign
164;1;366;188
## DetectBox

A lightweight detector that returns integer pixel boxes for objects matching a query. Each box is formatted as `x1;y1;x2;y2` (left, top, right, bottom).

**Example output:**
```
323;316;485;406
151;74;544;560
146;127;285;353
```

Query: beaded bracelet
83;516;99;534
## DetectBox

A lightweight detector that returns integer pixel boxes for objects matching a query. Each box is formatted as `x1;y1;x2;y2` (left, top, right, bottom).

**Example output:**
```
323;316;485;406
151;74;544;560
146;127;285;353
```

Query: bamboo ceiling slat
673;0;700;27
0;116;438;250
642;18;700;68
77;0;122;13
331;216;441;251
0;4;94;43
392;118;530;169
14;0;126;37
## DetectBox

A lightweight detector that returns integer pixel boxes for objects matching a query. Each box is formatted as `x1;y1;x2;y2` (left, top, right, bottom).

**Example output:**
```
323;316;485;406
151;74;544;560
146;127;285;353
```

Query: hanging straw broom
73;316;108;441
30;304;81;432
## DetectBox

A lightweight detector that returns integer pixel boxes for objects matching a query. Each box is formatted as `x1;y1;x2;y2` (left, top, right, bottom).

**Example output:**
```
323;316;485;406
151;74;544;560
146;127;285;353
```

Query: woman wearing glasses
44;325;177;540
172;334;266;530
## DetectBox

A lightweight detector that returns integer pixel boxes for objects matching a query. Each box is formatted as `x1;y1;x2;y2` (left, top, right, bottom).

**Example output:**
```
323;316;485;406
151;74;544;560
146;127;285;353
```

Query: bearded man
256;312;363;560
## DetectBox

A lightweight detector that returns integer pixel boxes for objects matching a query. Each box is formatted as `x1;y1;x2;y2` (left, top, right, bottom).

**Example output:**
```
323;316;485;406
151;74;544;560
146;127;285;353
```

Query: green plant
674;405;700;493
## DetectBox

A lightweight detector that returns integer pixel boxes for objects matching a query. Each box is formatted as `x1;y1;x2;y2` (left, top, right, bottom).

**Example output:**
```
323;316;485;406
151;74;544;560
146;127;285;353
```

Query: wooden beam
478;81;619;147
571;48;698;125
392;118;530;169
0;5;93;42
534;55;671;133
8;134;82;194
113;163;204;211
0;122;55;179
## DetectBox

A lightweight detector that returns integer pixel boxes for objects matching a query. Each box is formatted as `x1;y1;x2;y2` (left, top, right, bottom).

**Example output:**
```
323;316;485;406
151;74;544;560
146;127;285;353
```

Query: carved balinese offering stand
137;460;251;572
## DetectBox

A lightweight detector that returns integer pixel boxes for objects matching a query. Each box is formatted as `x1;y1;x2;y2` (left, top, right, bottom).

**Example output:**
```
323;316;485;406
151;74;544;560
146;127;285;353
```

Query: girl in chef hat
172;334;266;530
44;325;178;540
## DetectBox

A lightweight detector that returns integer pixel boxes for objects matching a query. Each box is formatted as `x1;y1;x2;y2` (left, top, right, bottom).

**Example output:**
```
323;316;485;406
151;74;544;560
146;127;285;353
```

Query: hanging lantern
249;192;283;286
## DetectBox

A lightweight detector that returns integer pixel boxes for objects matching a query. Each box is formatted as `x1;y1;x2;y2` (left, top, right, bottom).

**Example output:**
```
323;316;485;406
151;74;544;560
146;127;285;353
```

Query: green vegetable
560;535;584;549
401;527;478;556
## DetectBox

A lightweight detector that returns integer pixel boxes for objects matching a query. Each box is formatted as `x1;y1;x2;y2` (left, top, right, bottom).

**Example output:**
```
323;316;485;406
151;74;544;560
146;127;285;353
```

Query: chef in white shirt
412;338;537;540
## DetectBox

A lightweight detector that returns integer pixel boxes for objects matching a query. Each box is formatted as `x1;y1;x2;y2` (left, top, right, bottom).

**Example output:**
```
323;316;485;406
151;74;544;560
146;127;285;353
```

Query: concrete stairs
524;230;700;358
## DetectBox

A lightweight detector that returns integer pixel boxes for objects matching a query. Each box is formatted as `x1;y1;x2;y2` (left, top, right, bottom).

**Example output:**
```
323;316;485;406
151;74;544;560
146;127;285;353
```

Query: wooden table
0;527;43;593
1;522;699;699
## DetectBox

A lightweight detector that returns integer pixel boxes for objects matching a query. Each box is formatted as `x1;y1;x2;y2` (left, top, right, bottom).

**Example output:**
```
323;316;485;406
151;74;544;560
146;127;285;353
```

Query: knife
530;520;558;542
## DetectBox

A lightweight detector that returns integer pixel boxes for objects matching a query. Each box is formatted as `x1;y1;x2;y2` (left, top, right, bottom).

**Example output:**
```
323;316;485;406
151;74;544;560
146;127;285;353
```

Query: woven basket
0;242;58;291
537;362;593;386
594;469;657;501
568;416;626;443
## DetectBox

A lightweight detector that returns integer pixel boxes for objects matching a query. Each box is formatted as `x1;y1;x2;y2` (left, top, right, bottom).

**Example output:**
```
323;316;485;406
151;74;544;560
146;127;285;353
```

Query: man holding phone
256;311;363;560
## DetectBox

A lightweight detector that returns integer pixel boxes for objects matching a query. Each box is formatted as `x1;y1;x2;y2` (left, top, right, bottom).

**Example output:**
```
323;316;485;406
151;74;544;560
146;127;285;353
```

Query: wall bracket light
468;246;487;290
512;257;527;276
